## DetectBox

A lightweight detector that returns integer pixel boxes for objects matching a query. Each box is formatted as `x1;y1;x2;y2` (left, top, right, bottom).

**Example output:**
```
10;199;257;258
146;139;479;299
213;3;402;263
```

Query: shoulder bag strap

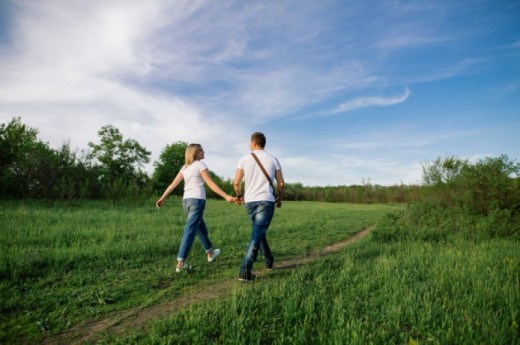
251;152;276;196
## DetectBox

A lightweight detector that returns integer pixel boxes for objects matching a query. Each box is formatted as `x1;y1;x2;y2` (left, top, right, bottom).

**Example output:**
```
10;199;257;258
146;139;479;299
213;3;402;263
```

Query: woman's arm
156;171;184;208
201;169;235;203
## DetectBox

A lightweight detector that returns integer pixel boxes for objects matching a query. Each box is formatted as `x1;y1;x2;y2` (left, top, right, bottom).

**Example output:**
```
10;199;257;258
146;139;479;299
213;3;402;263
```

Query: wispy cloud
510;39;520;48
0;1;249;174
337;129;481;150
330;87;410;115
282;153;423;186
0;0;518;185
410;58;488;84
376;33;450;51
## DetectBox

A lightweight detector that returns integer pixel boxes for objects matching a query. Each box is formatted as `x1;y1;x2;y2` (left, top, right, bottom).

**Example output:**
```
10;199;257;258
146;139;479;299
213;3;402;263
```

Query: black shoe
266;256;275;270
238;273;256;282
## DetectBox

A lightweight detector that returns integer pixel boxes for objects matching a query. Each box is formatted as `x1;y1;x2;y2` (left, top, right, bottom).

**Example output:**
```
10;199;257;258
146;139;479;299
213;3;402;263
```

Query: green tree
88;125;151;201
422;155;468;186
51;143;103;200
421;156;469;207
456;155;520;215
0;117;50;198
152;141;187;196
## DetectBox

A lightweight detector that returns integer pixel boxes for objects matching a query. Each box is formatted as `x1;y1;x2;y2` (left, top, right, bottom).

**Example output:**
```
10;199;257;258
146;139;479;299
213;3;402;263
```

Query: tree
422;156;468;186
456;155;520;215
0;117;50;198
51;143;104;200
421;156;469;207
152;141;187;195
88;125;151;201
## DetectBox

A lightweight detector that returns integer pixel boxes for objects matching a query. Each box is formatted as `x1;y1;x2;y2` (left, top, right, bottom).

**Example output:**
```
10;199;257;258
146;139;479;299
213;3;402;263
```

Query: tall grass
109;239;520;345
2;198;518;344
0;199;395;344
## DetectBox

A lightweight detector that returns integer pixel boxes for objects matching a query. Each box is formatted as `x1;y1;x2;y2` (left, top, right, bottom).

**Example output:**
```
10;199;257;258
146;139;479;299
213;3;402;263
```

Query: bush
456;156;520;216
375;155;520;242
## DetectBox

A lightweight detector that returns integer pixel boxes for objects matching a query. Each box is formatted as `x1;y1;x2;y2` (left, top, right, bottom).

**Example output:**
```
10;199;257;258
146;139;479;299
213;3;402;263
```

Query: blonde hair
184;143;202;166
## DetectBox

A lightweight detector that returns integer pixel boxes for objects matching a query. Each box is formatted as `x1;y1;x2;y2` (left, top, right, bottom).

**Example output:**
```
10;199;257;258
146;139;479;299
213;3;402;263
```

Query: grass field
1;199;519;344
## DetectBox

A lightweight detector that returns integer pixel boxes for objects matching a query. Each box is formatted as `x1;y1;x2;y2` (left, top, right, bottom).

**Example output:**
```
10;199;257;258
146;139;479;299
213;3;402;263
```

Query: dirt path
44;227;371;344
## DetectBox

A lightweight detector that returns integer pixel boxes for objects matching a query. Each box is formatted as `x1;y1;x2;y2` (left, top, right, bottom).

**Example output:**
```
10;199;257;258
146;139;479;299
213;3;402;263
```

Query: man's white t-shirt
237;150;281;203
181;161;208;199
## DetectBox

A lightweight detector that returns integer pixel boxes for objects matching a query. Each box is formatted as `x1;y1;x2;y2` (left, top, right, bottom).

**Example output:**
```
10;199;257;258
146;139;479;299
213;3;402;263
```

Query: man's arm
275;169;285;208
233;168;244;205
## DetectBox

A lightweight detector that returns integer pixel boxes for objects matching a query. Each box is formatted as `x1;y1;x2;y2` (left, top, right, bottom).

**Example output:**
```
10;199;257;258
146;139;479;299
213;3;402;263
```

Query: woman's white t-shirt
181;161;208;199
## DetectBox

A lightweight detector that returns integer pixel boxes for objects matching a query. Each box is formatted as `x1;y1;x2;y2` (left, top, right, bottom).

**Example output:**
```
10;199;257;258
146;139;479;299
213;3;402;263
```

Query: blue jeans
177;198;213;261
239;201;275;276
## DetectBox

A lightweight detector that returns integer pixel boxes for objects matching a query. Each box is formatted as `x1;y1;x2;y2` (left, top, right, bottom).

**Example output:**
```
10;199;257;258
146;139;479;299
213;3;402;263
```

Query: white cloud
0;1;168;100
376;34;449;51
0;0;517;187
281;153;422;186
337;129;481;150
410;58;488;84
509;39;520;49
331;87;410;114
0;1;250;173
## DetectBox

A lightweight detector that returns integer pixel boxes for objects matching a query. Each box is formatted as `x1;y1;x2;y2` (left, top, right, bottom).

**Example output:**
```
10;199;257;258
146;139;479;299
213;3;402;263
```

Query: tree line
1;117;517;206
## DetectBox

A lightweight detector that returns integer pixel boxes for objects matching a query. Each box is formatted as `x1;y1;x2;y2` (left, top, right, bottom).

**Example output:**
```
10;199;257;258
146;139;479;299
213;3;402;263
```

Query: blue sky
0;0;518;186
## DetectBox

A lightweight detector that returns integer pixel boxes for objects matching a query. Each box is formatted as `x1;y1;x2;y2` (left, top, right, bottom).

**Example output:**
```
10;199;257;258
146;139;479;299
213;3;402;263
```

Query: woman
156;144;235;272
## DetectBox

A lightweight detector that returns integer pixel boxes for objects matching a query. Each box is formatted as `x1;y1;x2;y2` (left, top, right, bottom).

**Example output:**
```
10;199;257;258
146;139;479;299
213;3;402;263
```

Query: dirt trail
44;227;371;345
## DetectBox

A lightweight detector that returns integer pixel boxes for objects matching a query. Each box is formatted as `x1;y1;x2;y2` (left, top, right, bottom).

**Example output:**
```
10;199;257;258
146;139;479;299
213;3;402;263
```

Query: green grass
2;199;519;344
0;199;396;344
109;239;520;345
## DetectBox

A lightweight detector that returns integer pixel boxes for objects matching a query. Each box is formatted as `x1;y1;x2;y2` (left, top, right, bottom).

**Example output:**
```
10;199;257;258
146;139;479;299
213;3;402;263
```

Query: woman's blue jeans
239;201;275;276
177;198;213;261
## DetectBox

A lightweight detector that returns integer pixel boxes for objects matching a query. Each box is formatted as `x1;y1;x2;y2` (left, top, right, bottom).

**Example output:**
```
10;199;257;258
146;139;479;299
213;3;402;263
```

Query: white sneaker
208;249;220;262
176;262;191;273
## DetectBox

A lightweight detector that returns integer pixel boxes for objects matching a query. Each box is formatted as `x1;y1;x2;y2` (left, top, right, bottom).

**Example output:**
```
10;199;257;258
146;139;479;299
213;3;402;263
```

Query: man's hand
275;197;282;208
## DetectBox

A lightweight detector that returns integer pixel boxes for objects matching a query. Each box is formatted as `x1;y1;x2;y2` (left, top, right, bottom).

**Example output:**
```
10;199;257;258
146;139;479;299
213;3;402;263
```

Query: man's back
237;150;281;203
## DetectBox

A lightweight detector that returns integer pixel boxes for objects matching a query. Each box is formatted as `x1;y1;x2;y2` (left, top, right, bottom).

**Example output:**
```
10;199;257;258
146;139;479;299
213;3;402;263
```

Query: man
234;132;285;281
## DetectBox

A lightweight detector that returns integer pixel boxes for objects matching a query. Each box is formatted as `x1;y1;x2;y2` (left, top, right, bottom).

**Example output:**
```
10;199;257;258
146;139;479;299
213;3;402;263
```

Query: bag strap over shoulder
251;152;276;197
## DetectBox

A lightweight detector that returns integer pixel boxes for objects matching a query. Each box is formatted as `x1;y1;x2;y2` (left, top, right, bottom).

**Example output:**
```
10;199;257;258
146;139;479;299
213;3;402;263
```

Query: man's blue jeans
177;198;213;261
239;201;275;276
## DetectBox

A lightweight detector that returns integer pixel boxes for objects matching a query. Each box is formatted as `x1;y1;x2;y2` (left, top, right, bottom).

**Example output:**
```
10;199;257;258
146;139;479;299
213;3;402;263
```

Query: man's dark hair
251;132;266;148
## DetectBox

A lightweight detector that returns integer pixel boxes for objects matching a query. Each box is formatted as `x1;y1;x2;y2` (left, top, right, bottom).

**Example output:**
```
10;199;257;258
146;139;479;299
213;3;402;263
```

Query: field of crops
1;199;519;344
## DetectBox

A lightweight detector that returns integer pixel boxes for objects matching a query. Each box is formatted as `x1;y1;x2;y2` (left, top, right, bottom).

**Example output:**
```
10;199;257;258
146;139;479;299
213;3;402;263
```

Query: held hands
275;196;282;208
234;196;244;206
225;195;243;206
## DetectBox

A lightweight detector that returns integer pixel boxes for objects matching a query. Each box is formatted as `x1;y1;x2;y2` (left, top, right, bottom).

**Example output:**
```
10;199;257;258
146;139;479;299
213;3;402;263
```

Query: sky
0;0;519;186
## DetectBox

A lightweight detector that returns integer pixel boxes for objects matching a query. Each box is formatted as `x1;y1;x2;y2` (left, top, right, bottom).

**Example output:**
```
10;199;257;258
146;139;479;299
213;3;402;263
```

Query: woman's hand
156;198;164;209
225;195;235;203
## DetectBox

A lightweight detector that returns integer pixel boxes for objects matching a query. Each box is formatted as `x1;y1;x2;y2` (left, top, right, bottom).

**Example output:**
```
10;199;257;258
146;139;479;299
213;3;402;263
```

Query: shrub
375;155;520;242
